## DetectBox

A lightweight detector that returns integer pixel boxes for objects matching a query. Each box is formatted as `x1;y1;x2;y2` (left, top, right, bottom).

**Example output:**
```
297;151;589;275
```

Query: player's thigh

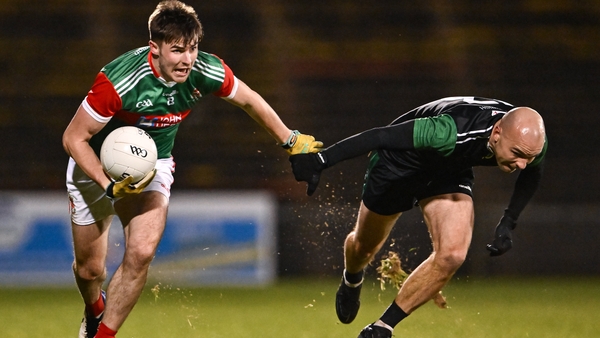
353;201;402;249
419;193;474;253
114;191;169;253
71;216;112;266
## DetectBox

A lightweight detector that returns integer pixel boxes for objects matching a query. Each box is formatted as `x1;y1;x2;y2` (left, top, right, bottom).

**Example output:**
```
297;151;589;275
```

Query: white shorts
66;157;175;225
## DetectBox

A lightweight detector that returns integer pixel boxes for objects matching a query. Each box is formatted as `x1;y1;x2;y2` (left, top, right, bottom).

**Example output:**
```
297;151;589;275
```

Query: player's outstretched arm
289;121;416;195
224;80;322;154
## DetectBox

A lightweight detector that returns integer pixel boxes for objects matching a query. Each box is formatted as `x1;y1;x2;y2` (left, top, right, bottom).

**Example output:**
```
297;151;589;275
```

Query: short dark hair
148;0;203;45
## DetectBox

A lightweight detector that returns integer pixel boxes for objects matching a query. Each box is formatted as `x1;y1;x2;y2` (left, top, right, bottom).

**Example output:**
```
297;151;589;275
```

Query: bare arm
62;105;112;190
223;79;292;144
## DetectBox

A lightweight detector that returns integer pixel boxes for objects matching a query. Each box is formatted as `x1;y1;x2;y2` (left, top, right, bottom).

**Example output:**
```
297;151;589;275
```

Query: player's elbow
62;131;76;157
62;125;91;157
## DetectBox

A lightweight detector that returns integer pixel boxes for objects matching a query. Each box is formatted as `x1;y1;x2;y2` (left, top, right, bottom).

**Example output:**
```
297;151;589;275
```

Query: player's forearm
244;102;291;144
64;136;112;189
226;80;292;144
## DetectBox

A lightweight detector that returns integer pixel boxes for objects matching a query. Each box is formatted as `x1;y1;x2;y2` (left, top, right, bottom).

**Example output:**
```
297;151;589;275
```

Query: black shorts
362;154;474;216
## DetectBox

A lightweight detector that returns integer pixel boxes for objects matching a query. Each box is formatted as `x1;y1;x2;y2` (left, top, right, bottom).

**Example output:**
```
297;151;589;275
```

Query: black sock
380;301;408;328
344;269;364;285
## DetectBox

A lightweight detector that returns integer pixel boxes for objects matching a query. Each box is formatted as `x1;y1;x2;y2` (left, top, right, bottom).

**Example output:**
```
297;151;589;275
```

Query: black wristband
105;181;115;199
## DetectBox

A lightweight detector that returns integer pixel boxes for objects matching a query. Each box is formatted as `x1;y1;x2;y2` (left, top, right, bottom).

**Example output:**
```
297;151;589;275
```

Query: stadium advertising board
0;191;277;287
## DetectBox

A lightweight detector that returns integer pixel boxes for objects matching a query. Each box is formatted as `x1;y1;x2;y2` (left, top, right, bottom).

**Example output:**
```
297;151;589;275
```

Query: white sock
343;269;364;288
374;320;394;332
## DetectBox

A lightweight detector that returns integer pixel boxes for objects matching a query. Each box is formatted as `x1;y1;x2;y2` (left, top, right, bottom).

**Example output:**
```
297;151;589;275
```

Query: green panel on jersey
413;114;457;157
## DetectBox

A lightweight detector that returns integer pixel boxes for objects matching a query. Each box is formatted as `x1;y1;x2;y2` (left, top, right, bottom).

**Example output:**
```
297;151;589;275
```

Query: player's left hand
282;130;324;155
486;215;517;256
106;169;156;199
289;152;328;196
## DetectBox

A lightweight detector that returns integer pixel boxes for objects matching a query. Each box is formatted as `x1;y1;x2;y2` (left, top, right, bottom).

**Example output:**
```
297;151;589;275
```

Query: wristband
281;130;300;149
105;181;115;199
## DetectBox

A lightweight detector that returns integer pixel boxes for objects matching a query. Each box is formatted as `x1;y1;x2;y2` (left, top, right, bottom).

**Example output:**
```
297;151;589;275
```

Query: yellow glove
105;169;156;199
282;130;324;155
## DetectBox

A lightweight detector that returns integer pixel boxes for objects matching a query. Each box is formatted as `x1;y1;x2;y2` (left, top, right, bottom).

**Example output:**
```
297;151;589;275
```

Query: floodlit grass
1;276;599;337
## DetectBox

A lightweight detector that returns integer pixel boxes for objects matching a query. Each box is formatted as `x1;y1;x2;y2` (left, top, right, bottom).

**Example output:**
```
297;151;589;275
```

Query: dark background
1;1;598;277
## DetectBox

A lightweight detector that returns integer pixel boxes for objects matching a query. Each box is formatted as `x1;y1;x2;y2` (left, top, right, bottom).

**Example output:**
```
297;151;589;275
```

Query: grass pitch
1;276;598;337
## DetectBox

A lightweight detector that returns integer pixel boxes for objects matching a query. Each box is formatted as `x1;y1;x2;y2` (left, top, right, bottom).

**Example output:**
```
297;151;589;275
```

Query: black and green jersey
83;47;237;159
381;96;547;177
325;96;547;178
321;96;548;220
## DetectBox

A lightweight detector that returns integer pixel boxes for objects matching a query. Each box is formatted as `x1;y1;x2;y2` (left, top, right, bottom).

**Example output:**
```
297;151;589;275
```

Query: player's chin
171;70;191;82
173;76;190;84
498;164;515;173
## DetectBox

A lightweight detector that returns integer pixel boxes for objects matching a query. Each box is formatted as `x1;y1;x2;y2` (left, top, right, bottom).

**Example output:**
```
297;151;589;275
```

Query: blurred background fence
0;0;598;280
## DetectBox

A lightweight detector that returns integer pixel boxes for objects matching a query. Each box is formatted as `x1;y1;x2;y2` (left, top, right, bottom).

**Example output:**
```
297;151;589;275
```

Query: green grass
1;277;599;337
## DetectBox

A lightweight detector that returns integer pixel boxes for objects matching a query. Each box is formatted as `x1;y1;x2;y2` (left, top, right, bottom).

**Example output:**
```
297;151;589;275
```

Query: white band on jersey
82;97;112;124
225;76;239;100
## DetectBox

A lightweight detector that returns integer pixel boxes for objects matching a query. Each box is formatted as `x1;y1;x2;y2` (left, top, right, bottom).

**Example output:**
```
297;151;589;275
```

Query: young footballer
63;1;322;337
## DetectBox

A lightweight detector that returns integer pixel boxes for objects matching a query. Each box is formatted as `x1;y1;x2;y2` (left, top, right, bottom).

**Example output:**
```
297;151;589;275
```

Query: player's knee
73;260;106;282
123;245;157;270
434;249;467;273
351;237;383;262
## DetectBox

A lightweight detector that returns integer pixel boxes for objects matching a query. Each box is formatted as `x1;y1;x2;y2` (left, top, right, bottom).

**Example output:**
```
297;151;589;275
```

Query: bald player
288;97;547;338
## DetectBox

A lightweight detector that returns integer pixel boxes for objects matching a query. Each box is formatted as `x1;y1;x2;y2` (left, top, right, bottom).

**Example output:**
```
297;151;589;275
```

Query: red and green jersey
84;46;237;159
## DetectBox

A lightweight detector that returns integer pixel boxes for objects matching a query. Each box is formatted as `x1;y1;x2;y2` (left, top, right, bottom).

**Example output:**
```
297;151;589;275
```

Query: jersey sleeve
322;121;415;166
504;159;544;220
83;72;122;123
412;114;457;156
503;136;547;220
212;58;238;99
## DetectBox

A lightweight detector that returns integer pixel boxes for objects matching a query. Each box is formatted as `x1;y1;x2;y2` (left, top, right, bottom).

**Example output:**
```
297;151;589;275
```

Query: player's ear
491;124;502;144
149;40;160;56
